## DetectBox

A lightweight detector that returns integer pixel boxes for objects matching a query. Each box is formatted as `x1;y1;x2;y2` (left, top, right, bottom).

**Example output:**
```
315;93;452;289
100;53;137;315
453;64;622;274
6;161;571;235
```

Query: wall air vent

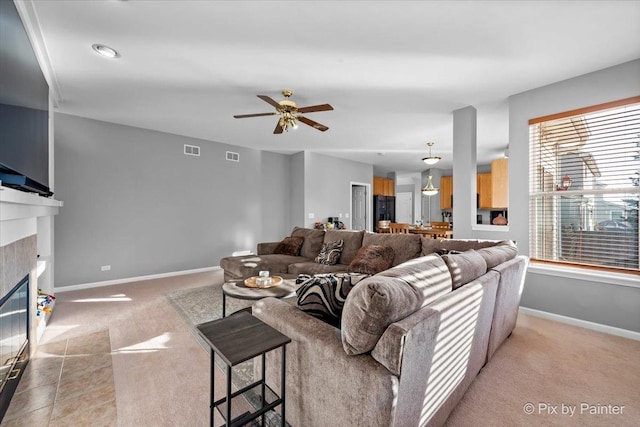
226;151;240;162
184;144;200;156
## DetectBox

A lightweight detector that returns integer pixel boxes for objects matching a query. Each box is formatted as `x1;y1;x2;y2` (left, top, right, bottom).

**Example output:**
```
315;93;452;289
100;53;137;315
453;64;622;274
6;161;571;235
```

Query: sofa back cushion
475;241;518;269
440;249;487;290
291;227;326;259
341;254;452;355
324;230;365;264
422;238;512;257
362;232;422;266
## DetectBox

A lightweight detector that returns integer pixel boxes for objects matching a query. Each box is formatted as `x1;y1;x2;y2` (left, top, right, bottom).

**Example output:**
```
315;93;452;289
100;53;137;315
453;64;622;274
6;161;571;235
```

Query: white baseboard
519;307;640;341
54;266;221;293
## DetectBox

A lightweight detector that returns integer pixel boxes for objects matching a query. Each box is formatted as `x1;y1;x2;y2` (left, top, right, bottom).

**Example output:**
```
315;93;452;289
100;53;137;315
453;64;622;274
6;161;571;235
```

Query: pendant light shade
422;175;439;196
422;142;441;165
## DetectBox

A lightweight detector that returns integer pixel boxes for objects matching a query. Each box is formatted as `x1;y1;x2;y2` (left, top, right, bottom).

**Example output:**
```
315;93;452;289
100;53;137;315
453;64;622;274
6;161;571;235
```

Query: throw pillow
273;236;304;256
314;240;344;265
348;245;395;275
296;273;369;327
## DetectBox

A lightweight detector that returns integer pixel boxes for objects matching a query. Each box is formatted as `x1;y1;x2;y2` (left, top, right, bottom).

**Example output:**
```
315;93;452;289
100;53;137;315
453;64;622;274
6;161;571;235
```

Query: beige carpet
3;269;638;426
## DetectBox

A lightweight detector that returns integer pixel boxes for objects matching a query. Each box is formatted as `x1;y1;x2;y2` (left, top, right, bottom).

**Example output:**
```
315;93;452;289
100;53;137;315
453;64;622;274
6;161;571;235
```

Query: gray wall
508;59;640;332
54;113;291;287
303;152;373;228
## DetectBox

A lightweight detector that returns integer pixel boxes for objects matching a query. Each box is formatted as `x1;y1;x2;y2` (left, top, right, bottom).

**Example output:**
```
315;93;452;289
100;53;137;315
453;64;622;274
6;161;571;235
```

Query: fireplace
0;275;30;420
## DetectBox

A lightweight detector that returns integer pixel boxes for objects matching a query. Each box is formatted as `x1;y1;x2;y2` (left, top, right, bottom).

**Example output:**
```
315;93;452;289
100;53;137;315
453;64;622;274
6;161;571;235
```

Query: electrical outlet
308;213;315;219
338;213;342;218
101;265;111;271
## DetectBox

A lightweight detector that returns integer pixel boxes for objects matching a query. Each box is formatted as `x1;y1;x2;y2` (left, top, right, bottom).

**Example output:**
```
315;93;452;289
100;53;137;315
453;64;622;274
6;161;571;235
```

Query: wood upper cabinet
477;173;492;209
373;177;395;196
491;158;508;208
440;176;453;209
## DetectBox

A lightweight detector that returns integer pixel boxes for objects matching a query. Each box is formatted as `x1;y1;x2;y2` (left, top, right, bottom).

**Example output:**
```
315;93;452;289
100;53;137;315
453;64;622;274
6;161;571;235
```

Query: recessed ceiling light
92;44;119;58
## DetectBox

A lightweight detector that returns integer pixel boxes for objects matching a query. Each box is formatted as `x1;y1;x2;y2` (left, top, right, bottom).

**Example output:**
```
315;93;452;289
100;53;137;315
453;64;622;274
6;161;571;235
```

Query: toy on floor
37;289;55;317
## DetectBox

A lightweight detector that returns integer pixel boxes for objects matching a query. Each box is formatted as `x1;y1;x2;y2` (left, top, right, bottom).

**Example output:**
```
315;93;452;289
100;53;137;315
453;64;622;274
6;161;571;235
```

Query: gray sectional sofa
220;228;528;426
220;227;426;281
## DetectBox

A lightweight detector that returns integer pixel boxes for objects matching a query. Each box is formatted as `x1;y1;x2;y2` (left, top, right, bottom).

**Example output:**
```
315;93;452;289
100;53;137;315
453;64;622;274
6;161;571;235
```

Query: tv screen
0;0;50;195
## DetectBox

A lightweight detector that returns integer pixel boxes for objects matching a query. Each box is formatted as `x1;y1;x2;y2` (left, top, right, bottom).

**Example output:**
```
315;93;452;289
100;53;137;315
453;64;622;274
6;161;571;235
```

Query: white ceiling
27;0;640;173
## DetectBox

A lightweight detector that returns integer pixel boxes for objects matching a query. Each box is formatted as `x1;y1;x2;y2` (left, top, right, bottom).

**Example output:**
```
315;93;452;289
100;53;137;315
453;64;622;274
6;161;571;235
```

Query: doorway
396;191;413;224
350;182;371;231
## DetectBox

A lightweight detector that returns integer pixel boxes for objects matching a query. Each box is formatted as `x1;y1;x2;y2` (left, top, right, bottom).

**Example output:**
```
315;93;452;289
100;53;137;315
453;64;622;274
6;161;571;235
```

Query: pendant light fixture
422;175;439;196
422;142;441;165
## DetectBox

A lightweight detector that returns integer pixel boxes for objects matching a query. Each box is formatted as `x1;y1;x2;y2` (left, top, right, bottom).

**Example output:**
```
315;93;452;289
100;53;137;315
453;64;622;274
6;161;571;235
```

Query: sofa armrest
257;241;279;255
486;255;529;359
252;298;397;427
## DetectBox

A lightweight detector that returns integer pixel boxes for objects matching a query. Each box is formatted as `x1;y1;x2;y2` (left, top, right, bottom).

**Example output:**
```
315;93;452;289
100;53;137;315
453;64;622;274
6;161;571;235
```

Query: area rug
166;282;255;385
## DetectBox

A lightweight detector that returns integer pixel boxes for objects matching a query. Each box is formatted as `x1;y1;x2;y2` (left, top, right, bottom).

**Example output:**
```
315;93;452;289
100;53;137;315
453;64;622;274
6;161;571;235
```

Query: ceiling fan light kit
234;89;333;134
422;141;441;165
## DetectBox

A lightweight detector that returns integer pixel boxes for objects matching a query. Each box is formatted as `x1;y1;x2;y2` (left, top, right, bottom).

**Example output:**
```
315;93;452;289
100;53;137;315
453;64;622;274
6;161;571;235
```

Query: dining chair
429;221;451;238
389;223;410;234
377;220;391;233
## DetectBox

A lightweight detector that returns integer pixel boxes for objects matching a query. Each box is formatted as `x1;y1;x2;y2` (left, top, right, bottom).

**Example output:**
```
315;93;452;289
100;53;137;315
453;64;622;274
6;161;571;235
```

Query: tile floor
1;330;117;426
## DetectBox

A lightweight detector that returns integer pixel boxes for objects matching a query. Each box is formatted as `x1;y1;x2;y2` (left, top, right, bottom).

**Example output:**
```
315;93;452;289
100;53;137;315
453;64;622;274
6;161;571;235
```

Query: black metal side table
196;310;291;427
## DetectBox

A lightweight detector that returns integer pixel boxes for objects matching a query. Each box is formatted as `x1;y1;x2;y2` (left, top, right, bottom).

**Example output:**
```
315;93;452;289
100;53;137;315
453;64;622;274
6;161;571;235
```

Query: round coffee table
222;279;296;317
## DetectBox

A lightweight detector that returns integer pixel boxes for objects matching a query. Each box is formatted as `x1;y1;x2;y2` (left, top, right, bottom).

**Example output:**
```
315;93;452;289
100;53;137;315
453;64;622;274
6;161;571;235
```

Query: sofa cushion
348;245;395;275
361;232;422;266
323;230;365;264
315;240;344;265
341;254;452;355
475;241;518;269
274;236;304;256
440;250;488;290
296;273;369;327
291;227;326;259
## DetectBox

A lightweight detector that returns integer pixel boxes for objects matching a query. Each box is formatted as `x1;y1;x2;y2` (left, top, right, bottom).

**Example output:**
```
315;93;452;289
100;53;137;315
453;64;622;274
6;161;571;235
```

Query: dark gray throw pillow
273;236;304;256
434;248;462;256
348;245;395;275
296;273;369;327
314;240;344;265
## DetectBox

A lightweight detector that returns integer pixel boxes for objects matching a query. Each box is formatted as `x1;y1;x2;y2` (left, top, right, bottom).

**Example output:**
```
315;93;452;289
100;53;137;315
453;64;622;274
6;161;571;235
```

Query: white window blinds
529;96;640;273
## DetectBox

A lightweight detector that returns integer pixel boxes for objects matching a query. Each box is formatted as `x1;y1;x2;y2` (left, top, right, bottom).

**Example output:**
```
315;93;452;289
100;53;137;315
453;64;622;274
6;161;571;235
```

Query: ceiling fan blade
234;112;277;119
274;121;284;134
257;95;281;109
298;115;329;132
297;104;334;114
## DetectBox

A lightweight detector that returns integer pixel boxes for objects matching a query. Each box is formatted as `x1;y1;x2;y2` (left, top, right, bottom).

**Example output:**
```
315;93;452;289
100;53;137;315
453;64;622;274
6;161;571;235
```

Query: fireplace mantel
0;183;62;245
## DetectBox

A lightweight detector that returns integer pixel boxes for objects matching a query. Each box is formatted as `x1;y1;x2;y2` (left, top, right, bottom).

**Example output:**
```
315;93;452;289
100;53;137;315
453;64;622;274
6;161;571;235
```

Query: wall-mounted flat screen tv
0;0;51;196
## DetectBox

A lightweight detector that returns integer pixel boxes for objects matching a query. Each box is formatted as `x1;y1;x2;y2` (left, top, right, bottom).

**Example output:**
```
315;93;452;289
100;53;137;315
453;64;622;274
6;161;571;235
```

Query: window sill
528;262;639;289
472;224;509;232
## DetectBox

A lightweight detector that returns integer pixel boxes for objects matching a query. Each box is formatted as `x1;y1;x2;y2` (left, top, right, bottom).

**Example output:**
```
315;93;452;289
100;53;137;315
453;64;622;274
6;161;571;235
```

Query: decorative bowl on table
244;275;283;289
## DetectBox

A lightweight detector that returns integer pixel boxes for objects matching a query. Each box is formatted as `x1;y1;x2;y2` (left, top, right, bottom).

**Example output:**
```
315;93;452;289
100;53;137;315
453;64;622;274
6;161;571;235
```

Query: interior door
396;192;413;224
351;185;367;230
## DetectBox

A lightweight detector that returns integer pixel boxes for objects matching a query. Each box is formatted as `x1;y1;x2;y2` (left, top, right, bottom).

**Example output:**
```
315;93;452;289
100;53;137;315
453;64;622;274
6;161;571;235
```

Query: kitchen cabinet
477;173;492;209
440;176;453;209
491;158;509;208
373;177;395;196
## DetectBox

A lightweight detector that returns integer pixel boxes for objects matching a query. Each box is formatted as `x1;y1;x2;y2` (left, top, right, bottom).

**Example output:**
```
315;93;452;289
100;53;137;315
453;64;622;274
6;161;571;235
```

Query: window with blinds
529;96;640;273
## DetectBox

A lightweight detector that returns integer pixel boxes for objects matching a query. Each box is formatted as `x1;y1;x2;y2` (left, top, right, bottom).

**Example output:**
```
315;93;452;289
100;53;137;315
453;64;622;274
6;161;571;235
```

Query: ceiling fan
233;89;333;134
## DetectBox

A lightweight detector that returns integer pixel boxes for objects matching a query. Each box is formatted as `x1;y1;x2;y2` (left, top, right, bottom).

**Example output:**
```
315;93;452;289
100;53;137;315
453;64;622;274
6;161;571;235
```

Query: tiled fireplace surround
1;234;38;346
0;186;62;395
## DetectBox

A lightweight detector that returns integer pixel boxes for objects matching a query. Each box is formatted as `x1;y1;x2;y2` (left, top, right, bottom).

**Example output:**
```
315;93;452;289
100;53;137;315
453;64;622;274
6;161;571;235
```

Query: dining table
407;226;453;239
